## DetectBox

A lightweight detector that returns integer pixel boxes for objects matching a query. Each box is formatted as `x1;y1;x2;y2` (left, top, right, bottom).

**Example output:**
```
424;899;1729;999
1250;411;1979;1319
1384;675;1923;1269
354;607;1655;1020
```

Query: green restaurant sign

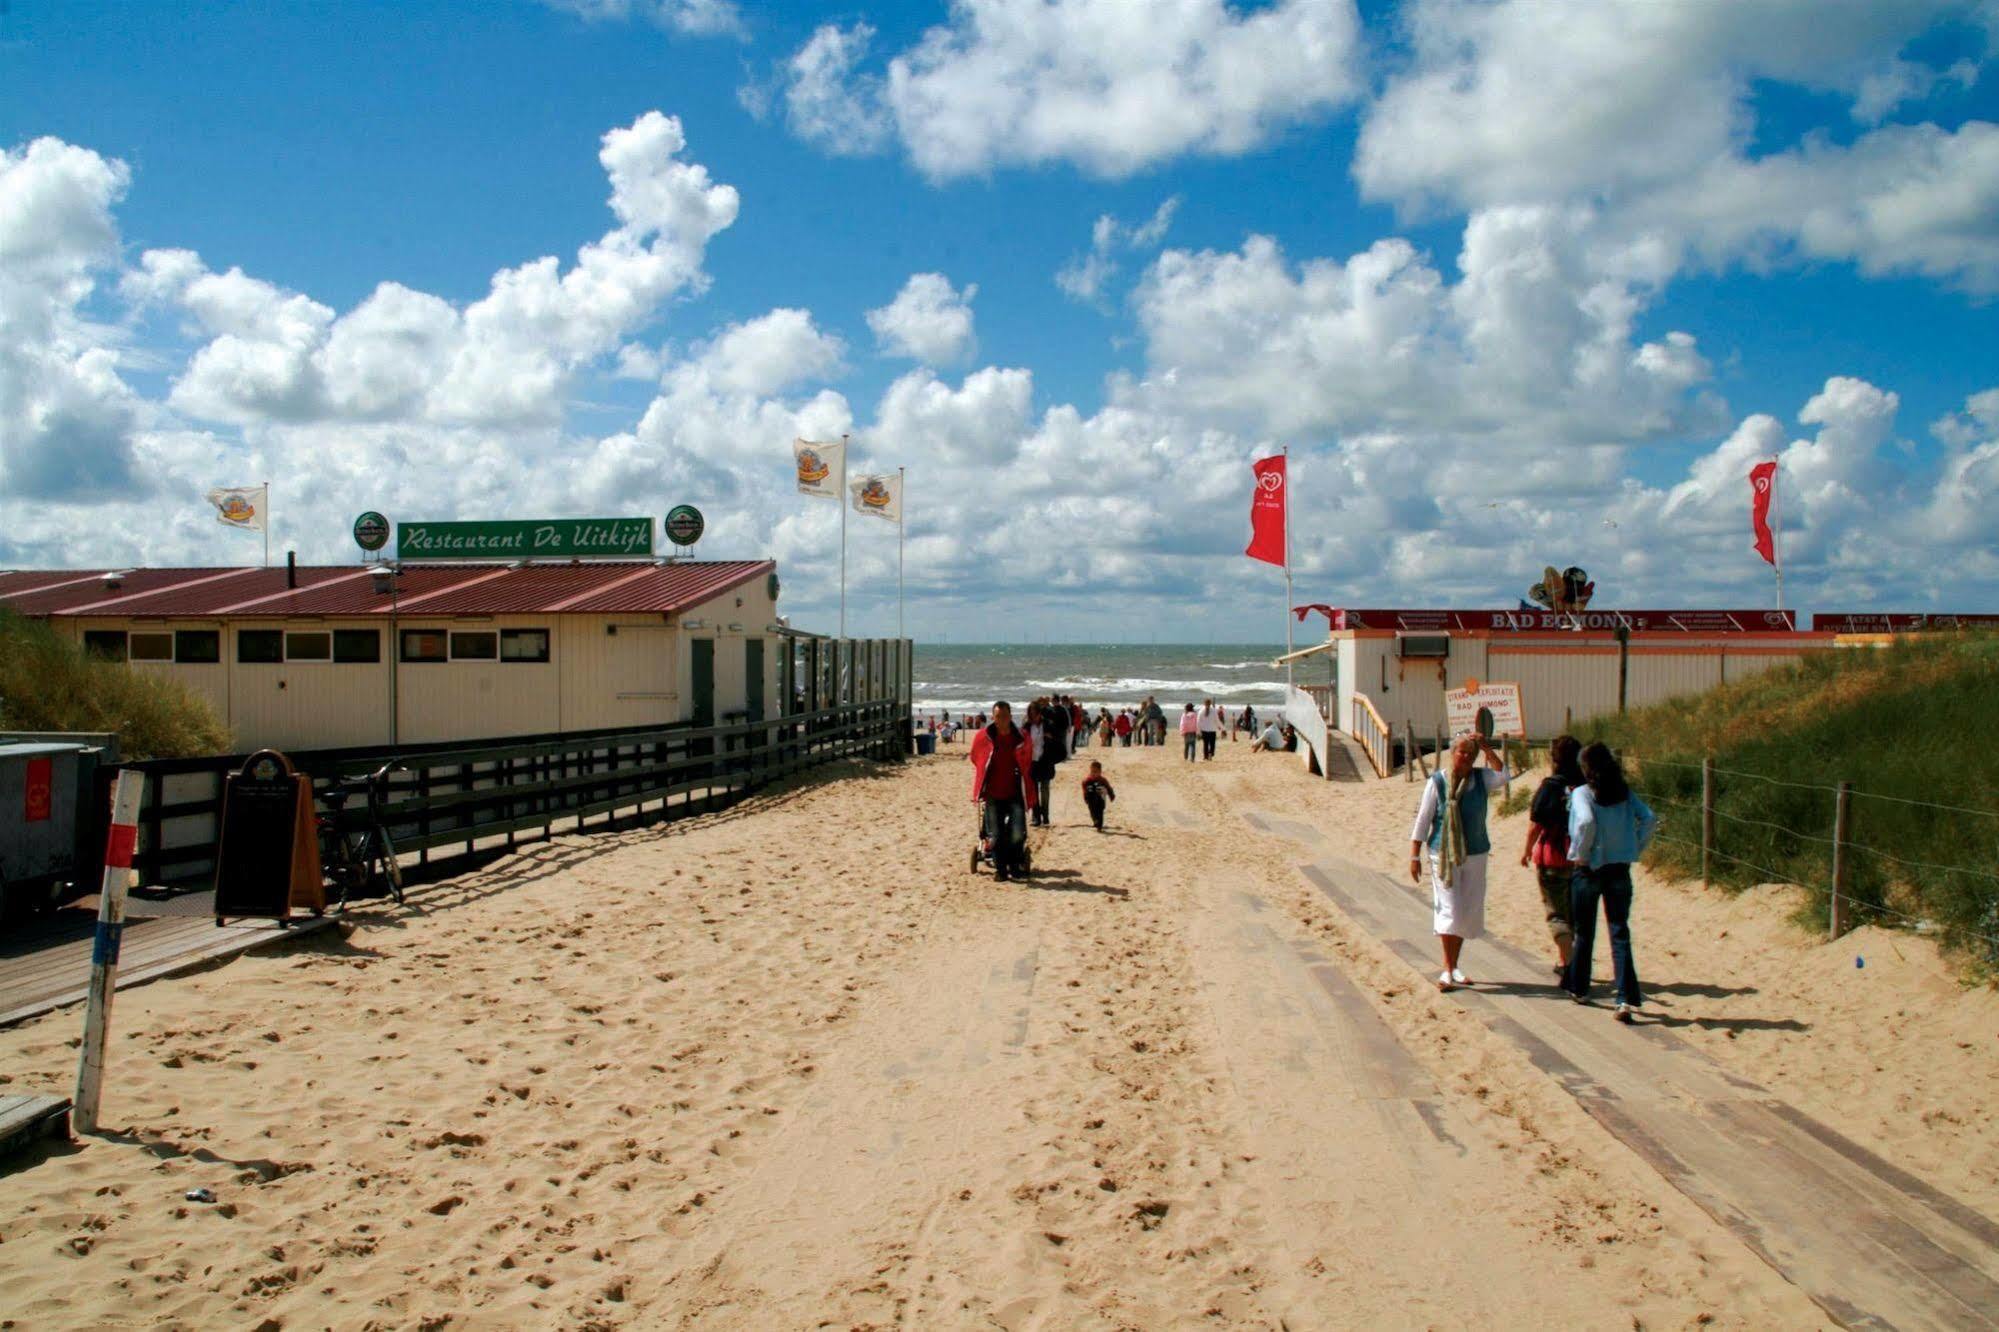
398;517;654;560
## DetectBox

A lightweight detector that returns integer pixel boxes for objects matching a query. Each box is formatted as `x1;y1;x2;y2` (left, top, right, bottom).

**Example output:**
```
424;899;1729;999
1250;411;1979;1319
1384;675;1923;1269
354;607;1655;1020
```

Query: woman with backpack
1520;735;1586;973
1561;742;1658;1023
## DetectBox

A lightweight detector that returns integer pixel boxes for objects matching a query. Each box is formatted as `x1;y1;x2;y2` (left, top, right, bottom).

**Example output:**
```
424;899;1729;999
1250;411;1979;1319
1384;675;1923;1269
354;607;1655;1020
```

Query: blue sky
3;0;1998;639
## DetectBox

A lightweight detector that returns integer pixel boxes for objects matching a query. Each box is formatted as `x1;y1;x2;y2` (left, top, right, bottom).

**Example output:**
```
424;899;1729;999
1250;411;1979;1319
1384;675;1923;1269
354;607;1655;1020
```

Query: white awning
1272;641;1337;666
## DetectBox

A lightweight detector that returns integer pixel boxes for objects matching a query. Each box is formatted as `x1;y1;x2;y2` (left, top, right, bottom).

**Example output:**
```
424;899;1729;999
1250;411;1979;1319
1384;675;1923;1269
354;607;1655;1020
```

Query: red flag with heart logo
1245;455;1287;567
1749;460;1777;566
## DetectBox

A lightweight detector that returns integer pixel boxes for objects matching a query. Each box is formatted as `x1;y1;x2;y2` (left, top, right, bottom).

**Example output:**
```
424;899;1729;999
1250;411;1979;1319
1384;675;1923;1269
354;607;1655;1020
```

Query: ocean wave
1206;661;1272;670
1025;676;1252;696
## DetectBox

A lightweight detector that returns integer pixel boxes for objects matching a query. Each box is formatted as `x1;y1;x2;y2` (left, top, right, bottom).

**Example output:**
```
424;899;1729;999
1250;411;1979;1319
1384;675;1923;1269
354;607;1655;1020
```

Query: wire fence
1627;755;1999;960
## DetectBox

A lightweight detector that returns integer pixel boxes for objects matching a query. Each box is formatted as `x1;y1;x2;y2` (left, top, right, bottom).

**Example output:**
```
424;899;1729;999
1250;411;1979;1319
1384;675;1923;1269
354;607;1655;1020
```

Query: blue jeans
1562;864;1642;1006
982;798;1028;871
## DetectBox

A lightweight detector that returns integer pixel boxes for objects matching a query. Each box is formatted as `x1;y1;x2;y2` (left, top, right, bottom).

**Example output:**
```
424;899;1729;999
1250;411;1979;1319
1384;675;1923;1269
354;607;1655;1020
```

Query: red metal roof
0;561;773;618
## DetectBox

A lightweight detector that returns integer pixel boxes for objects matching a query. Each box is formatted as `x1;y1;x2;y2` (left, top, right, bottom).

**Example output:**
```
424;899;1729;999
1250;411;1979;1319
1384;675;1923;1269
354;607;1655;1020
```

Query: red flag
1245;455;1286;566
1749;460;1777;566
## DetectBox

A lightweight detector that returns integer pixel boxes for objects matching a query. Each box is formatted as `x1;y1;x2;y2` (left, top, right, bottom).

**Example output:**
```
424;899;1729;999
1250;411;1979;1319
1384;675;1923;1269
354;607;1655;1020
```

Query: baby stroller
970;805;1033;878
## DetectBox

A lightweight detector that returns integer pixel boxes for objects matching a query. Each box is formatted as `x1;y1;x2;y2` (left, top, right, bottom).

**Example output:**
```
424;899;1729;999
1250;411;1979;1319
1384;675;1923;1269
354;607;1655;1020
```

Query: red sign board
1323;608;1798;633
24;757;52;822
1812;613;1999;633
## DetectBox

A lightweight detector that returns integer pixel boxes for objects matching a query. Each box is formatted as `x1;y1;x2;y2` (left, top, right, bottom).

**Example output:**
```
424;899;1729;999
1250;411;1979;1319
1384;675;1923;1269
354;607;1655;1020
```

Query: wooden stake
1701;757;1715;891
1830;781;1852;940
74;770;146;1135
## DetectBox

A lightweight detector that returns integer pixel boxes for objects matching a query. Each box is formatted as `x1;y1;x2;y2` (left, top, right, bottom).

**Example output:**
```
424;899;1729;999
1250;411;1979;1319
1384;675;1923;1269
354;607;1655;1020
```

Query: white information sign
1445;679;1526;739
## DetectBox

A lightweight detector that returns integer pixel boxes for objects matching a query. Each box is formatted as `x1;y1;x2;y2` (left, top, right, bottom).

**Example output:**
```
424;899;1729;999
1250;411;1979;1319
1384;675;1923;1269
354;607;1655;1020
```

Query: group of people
1172;700;1250;761
1409;732;1655;1022
968;699;1120;881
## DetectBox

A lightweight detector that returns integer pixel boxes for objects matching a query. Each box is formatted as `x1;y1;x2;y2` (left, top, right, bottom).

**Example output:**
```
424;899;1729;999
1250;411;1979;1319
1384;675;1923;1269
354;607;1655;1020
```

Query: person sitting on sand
1408;732;1513;992
970;701;1036;881
1561;742;1657;1023
1521;734;1585;972
1081;761;1116;831
1251;720;1283;752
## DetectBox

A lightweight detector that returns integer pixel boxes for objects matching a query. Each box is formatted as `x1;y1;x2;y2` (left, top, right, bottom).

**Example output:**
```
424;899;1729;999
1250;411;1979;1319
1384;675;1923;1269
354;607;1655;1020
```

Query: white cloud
1356;0;1999;291
865;273;978;364
776;0;1363;180
1056;197;1179;307
538;0;746;40
0;137;146;499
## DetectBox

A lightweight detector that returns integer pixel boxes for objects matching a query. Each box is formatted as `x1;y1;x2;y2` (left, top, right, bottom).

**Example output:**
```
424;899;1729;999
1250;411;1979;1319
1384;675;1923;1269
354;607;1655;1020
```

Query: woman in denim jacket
1561;742;1657;1023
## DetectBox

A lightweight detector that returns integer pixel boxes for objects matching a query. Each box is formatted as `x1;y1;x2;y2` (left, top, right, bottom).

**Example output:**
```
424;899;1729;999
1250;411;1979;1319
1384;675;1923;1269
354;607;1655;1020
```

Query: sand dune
1;738;1982;1327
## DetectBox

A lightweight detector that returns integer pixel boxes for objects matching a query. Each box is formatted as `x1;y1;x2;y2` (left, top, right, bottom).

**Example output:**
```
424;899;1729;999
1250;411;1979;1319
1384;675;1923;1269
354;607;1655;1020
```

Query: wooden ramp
0;911;333;1029
1246;815;1999;1332
0;1093;69;1161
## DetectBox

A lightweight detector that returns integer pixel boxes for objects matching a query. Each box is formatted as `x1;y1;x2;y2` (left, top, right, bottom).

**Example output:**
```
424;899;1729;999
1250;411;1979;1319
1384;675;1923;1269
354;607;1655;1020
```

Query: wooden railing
105;697;910;889
1349;692;1392;778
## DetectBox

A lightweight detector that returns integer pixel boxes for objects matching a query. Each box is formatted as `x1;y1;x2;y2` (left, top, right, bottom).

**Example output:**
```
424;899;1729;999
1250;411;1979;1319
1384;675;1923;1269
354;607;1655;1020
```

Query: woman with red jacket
970;701;1037;881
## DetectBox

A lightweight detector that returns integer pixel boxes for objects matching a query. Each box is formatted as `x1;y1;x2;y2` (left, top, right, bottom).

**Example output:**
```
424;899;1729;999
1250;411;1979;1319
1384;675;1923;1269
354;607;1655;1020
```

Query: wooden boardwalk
0;909;334;1030
0;1093;69;1161
1243;811;1999;1332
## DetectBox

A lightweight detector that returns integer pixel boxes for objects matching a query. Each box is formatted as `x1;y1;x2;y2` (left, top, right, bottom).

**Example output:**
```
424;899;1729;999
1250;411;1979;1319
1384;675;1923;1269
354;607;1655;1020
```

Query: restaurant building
0;558;789;752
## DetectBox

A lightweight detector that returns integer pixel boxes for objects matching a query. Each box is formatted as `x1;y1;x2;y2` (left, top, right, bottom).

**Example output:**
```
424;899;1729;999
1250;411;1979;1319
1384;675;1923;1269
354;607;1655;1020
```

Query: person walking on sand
1081;760;1116;831
1115;709;1132;746
1561;743;1657;1023
1199;699;1219;760
1179;703;1200;761
1521;735;1586;973
971;701;1036;882
1032;698;1067;826
1408;732;1513;992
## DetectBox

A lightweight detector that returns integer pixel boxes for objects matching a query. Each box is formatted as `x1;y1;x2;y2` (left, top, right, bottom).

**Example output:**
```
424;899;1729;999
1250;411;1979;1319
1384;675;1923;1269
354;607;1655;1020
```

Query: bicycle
317;761;407;909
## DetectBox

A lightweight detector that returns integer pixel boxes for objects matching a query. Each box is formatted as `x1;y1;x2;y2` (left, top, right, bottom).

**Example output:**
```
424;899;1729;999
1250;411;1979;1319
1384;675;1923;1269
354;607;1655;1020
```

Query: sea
912;643;1327;719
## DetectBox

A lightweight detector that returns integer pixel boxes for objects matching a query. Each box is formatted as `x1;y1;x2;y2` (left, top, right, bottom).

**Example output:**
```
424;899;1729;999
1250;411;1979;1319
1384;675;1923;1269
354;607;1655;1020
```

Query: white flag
849;472;902;523
793;438;844;500
205;484;267;531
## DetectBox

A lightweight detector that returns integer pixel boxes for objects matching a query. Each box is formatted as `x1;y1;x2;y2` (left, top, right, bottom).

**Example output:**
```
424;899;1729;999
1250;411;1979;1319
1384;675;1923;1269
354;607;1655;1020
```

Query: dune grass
1535;634;1999;972
0;611;231;760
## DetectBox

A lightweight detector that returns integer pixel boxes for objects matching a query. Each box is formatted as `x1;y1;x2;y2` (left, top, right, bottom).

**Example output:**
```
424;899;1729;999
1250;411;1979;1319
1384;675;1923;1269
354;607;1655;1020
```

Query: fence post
1830;780;1852;940
75;770;146;1135
1403;719;1413;781
1701;757;1715;891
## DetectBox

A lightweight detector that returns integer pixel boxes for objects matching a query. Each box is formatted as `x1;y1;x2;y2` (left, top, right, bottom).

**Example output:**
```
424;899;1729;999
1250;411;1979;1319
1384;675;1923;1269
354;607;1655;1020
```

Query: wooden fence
106;694;909;890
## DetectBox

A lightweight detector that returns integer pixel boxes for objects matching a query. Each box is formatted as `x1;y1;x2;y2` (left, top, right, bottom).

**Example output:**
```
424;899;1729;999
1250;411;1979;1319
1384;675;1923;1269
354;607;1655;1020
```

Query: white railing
1348;692;1392;778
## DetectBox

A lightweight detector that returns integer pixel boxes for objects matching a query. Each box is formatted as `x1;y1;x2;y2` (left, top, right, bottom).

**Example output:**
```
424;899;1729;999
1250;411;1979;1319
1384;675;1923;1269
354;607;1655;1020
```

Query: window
237;630;283;664
129;632;173;662
449;631;497;661
500;628;550;663
284;631;332;662
400;629;447;662
174;630;221;664
83;630;127;662
333;629;380;663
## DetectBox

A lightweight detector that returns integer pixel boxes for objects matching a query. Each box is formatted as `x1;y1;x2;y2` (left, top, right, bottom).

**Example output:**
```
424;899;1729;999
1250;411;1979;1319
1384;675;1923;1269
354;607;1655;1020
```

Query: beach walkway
1245;811;1999;1331
0;747;1991;1327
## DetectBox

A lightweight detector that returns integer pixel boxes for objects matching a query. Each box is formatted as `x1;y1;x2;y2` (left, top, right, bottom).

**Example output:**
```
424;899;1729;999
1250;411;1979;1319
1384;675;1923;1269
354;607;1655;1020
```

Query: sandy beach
1;738;1993;1328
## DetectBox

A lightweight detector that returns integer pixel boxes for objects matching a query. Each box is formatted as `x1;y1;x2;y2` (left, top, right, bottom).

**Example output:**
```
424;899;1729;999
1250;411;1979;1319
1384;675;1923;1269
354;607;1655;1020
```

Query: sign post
74;770;145;1135
1445;679;1526;740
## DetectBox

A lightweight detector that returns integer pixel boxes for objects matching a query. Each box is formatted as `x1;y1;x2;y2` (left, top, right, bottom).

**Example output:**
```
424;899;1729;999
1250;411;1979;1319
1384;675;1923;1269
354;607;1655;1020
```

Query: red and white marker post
74;770;146;1134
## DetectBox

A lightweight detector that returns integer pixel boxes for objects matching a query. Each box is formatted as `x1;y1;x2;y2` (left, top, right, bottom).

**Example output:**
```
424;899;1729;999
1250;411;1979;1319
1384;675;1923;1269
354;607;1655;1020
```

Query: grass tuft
0;611;231;760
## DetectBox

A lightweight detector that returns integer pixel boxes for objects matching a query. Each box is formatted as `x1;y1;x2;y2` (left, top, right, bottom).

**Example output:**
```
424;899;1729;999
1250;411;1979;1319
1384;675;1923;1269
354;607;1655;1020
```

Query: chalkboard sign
213;750;324;923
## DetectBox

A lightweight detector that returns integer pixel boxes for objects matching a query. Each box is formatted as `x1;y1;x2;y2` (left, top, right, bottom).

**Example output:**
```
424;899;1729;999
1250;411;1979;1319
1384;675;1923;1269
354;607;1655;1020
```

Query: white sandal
1436;970;1457;992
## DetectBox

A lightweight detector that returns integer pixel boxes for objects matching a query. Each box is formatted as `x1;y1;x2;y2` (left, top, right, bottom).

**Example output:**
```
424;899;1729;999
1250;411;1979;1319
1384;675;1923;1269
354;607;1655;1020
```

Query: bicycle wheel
378;829;404;903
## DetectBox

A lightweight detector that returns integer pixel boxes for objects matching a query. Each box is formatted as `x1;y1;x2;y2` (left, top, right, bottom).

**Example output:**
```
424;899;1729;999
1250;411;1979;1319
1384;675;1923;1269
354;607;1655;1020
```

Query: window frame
399;629;448;663
499;628;551;663
173;629;221;664
236;629;284;664
83;630;128;662
333;628;381;664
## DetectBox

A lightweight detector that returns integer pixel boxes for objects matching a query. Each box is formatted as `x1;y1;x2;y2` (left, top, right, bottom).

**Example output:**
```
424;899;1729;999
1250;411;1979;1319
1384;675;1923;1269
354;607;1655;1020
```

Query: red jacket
969;723;1037;808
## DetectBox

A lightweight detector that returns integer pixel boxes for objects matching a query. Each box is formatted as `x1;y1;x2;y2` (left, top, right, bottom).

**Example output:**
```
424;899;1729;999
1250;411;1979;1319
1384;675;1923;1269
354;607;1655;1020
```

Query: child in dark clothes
1081;761;1116;831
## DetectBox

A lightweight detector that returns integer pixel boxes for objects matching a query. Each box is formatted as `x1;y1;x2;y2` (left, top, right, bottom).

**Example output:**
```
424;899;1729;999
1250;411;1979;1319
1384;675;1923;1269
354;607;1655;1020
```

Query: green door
691;638;715;727
744;638;765;724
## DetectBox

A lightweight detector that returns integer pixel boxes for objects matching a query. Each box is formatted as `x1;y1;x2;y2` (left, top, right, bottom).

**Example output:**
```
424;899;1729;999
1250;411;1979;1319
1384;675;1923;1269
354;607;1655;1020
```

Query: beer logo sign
795;448;831;486
858;477;893;511
664;505;704;547
219;494;257;523
352;511;390;552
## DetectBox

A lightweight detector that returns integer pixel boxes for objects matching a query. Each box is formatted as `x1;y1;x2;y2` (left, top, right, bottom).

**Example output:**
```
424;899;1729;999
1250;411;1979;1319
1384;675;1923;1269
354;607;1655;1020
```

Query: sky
3;0;1997;642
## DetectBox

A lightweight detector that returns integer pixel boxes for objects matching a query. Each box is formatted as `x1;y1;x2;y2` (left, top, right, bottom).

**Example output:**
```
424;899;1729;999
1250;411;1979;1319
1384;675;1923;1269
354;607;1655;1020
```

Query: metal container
0;741;104;917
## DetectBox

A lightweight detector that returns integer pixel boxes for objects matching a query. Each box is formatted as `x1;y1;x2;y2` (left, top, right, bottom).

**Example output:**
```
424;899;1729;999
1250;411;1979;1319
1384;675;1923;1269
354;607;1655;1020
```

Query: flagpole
262;479;270;568
896;466;905;642
1282;447;1293;693
839;435;848;638
1772;455;1784;616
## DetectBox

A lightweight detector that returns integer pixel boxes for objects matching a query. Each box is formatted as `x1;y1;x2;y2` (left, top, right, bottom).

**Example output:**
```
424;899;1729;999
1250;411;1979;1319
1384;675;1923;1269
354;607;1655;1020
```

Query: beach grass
0;610;231;759
1558;634;1999;970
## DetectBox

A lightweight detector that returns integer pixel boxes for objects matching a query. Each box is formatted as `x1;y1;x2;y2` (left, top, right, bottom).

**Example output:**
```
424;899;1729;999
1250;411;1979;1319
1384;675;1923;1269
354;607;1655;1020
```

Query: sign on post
397;517;654;560
664;505;704;547
1446;679;1526;739
353;511;390;552
74;770;145;1135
